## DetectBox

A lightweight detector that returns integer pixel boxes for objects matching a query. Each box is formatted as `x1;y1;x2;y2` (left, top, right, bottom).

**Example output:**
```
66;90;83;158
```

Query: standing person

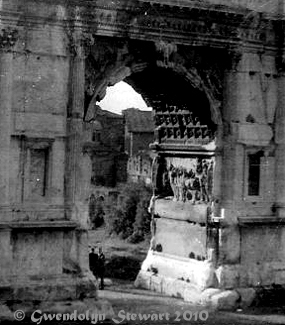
98;247;105;290
89;247;98;279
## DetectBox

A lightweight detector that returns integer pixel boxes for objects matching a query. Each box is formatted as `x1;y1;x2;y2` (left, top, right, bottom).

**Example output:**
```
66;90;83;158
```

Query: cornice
0;1;280;53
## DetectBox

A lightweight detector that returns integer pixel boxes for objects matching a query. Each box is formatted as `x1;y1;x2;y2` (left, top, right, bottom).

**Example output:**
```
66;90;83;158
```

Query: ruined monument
0;0;285;310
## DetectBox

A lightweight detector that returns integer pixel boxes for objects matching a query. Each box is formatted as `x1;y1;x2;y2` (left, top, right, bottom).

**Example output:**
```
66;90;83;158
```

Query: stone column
0;29;17;221
66;62;84;209
220;50;243;219
216;50;244;267
275;70;285;217
66;32;87;223
65;30;93;274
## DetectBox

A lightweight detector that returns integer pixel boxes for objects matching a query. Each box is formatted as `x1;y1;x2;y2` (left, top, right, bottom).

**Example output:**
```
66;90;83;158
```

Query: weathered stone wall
0;0;96;304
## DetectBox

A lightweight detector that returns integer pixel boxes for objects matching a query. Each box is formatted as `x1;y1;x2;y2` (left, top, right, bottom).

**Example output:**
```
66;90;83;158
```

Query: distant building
123;108;154;184
84;105;128;188
127;150;154;185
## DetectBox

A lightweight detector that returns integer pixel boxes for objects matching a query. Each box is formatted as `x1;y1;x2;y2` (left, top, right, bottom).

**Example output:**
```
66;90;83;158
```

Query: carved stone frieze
155;156;214;204
67;31;95;58
0;28;18;50
83;2;276;47
155;40;178;68
154;105;215;145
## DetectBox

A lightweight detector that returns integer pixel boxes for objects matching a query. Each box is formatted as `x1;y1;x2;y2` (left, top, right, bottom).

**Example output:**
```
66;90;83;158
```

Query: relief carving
0;28;18;50
155;40;178;68
67;31;95;58
154;104;215;145
164;158;214;204
84;39;134;115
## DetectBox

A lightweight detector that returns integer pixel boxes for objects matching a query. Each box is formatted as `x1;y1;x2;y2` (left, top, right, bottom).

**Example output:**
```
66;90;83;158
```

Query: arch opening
99;81;150;115
124;67;216;131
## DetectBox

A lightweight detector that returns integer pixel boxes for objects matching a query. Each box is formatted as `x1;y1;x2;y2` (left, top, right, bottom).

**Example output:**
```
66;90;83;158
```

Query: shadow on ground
105;255;141;281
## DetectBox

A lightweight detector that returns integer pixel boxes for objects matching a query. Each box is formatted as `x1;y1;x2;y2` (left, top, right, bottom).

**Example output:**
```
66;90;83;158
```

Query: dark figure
98;247;105;290
89;248;98;279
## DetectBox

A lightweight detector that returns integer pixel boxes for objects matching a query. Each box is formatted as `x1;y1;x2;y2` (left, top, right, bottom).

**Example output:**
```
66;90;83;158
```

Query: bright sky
98;81;151;115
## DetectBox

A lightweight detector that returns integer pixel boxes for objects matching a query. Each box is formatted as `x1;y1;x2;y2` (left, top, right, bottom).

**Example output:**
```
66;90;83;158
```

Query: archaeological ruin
1;0;285;310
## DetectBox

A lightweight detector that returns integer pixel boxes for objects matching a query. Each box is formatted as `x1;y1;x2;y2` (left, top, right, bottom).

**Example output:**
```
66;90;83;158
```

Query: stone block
155;199;207;223
161;278;187;299
39;298;114;319
244;264;262;287
183;286;204;305
134;271;151;290
104;278;113;286
201;288;222;305
274;270;285;285
155;218;207;259
195;263;216;290
13;282;76;302
150;275;163;293
236;288;256;308
9;301;35;318
259;263;275;286
0;286;13;302
138;253;217;291
0;304;14;321
210;290;240;311
11;273;96;303
170;279;188;298
236;124;273;146
37;299;115;319
219;226;240;264
215;265;240;289
161;277;175;296
14;112;66;136
76;274;97;299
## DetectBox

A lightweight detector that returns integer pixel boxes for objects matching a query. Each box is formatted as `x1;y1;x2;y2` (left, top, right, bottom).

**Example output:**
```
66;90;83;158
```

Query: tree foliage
89;195;105;229
107;181;152;242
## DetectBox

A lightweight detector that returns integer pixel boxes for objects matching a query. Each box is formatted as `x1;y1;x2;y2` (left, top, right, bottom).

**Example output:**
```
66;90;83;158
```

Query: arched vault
84;37;225;126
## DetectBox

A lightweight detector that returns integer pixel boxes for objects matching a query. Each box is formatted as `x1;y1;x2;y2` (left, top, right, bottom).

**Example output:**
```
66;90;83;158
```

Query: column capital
225;46;243;72
68;31;94;59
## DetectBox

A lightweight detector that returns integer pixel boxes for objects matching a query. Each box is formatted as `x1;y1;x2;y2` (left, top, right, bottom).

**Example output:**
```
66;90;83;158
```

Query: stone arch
85;59;222;127
171;65;222;126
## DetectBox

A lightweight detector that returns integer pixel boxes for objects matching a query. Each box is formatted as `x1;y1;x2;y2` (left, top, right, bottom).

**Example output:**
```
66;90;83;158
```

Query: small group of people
89;246;105;290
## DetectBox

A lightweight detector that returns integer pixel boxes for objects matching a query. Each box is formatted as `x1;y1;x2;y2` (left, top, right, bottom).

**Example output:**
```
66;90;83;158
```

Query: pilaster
275;71;285;217
65;30;93;227
220;49;243;217
0;28;18;219
65;43;85;213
